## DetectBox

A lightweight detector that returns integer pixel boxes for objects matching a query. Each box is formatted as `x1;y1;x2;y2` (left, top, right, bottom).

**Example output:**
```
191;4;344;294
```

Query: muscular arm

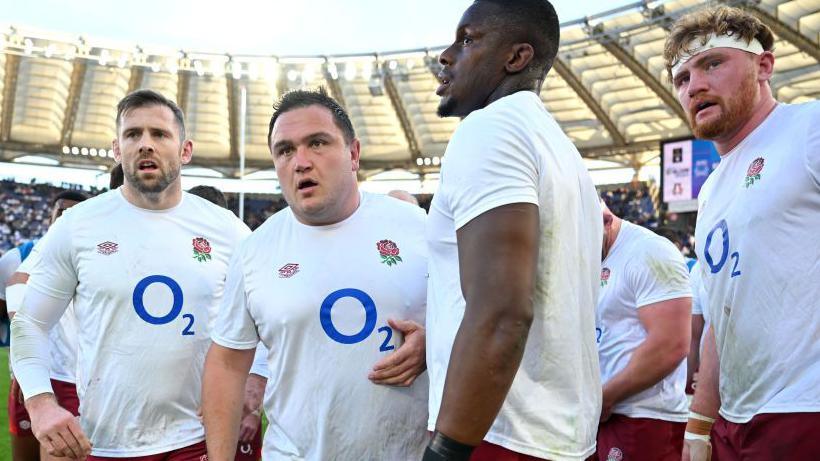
688;314;705;392
202;343;255;461
434;203;539;445
602;297;691;419
690;325;720;418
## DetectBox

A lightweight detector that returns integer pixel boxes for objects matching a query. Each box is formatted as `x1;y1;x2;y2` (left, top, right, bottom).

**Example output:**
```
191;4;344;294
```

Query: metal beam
1;54;21;142
383;68;423;162
176;70;191;115
226;76;240;162
322;67;348;109
60;60;88;147
598;38;689;123
743;2;820;64
127;66;145;94
553;58;626;146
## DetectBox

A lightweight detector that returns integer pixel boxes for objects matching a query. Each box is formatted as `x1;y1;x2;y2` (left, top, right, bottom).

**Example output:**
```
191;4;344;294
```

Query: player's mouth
296;178;318;194
692;100;719;120
137;159;159;172
436;72;452;96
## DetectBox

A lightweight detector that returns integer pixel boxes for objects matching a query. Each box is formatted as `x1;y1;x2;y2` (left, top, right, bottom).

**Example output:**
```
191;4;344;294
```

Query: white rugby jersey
213;192;429;461
17;244;79;383
427;91;602;461
695;102;820;423
597;221;691;422
16;189;249;457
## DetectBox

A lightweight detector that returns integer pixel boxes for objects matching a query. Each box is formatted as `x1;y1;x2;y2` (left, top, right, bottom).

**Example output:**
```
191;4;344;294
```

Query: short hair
53;190;88;205
267;87;355;146
188;185;227;209
474;0;560;79
664;6;775;81
116;89;187;140
109;163;124;189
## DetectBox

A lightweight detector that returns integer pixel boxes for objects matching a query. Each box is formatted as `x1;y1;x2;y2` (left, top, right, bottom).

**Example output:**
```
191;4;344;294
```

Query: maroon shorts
8;378;79;436
712;412;820;461
595;414;685;461
87;440;207;461
469;440;547;461
234;428;263;461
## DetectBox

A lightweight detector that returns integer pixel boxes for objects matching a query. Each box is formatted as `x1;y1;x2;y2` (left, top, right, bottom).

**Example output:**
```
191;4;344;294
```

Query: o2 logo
704;220;741;278
595;327;603;344
319;288;394;352
132;275;195;336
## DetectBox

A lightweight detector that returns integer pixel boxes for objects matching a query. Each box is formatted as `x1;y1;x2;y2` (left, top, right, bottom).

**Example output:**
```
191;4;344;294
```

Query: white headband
671;32;765;78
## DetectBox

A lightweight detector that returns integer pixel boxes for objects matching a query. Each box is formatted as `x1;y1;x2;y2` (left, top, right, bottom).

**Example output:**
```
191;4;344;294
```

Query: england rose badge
745;157;764;188
192;237;212;262
377;239;402;266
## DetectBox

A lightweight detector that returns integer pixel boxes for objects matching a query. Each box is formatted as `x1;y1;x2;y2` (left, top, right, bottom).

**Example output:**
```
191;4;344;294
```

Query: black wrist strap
422;431;475;461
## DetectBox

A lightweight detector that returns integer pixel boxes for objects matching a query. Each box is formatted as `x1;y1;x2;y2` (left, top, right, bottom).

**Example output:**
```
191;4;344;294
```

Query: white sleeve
249;342;269;378
804;102;820;188
211;246;259;350
0;248;23;300
441;116;539;230
26;215;78;300
10;288;72;399
690;266;703;316
6;245;42;315
629;236;692;308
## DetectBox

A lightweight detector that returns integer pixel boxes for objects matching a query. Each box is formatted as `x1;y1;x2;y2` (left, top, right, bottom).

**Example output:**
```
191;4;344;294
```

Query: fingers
67;417;93;458
387;318;421;334
371;366;419;386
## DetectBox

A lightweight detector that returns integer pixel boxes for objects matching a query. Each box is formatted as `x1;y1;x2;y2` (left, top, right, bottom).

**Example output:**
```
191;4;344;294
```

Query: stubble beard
125;162;180;197
691;68;758;140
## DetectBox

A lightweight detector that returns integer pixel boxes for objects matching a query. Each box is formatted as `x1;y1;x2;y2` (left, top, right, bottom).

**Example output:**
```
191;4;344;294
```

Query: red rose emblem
377;239;402;266
193;237;211;254
747;158;764;176
377;240;400;257
601;268;610;281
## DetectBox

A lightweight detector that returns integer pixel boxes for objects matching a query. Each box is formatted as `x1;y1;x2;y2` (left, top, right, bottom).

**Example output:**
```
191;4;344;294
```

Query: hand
26;393;92;459
11;378;25;405
682;438;711;461
369;319;426;387
238;410;261;443
600;390;616;422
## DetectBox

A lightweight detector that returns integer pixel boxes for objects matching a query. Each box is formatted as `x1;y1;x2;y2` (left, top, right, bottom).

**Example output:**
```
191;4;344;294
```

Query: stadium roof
0;0;817;180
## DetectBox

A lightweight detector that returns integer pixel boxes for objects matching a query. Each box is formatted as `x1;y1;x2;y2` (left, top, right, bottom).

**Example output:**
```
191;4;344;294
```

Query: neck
121;181;182;210
714;90;778;155
602;217;622;260
484;76;541;108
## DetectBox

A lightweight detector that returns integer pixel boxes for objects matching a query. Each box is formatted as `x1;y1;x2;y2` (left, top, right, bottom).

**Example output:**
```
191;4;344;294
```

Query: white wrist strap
685;432;711;442
689;411;716;423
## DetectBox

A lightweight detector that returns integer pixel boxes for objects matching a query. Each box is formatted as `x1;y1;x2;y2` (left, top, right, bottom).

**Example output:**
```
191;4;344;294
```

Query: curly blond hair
663;6;774;80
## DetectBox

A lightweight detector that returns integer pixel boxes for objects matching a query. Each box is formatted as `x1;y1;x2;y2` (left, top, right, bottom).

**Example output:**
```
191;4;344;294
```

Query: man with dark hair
202;88;429;460
188;185;228;209
425;1;602;460
666;5;820;461
109;163;124;189
11;89;250;459
1;190;87;461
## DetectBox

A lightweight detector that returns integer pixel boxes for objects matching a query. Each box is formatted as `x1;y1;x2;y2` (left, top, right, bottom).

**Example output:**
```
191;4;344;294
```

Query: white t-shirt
695;101;820;423
213;192;429;461
22;189;250;457
596;221;691;422
689;262;708;324
426;91;602;461
17;244;79;383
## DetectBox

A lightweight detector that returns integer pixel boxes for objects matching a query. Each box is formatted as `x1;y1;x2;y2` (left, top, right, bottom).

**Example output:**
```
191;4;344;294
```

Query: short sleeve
689;263;703;315
26;216;77;301
249;342;269;378
441;114;539;230
211;245;259;350
0;248;22;300
804;102;820;188
628;236;692;308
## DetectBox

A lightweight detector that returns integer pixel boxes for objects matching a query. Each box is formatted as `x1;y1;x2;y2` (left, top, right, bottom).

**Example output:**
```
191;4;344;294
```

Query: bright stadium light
117;53;129;68
327;62;339;80
231;61;242;80
62;146;70;154
71;147;79;155
194;60;205;76
167;57;179;74
81;147;89;156
424;157;432;166
416;158;424;166
98;148;107;157
388;60;398;71
90;148;98;157
432;156;440;166
23;38;33;55
150;62;160;72
44;44;55;58
286;69;299;82
344;63;357;80
99;49;110;66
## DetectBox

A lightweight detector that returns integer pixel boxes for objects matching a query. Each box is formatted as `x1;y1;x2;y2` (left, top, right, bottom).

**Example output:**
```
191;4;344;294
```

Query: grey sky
3;0;630;56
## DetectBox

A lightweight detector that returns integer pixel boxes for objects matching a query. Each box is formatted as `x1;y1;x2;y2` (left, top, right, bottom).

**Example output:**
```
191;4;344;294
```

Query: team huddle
2;1;818;460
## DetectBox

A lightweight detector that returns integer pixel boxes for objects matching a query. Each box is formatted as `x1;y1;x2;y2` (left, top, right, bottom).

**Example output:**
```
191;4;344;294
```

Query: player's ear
349;138;361;172
112;138;122;163
181;139;194;165
505;43;535;74
757;51;775;82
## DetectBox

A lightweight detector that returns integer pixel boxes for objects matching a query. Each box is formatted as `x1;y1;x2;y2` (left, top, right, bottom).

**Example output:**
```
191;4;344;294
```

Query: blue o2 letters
704;219;741;278
320;288;395;352
132;275;195;335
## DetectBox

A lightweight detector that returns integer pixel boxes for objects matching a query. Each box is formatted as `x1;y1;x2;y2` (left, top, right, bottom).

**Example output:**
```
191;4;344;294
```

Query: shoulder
626;223;682;259
364;193;426;224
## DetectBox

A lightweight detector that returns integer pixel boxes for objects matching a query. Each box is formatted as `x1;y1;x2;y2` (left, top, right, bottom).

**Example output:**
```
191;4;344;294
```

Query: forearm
202;344;253;461
690;326;720;418
11;311;58;399
604;337;687;405
687;315;704;390
435;307;532;445
243;373;266;414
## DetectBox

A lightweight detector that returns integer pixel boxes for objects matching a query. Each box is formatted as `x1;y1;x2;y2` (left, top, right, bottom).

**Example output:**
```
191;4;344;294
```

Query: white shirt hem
453;195;538;230
89;434;204;457
211;335;258;351
483;431;596;461
720;405;820;424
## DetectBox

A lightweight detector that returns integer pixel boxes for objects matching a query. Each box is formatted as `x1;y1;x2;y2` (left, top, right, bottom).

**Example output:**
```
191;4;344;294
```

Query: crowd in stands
1;179;696;257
